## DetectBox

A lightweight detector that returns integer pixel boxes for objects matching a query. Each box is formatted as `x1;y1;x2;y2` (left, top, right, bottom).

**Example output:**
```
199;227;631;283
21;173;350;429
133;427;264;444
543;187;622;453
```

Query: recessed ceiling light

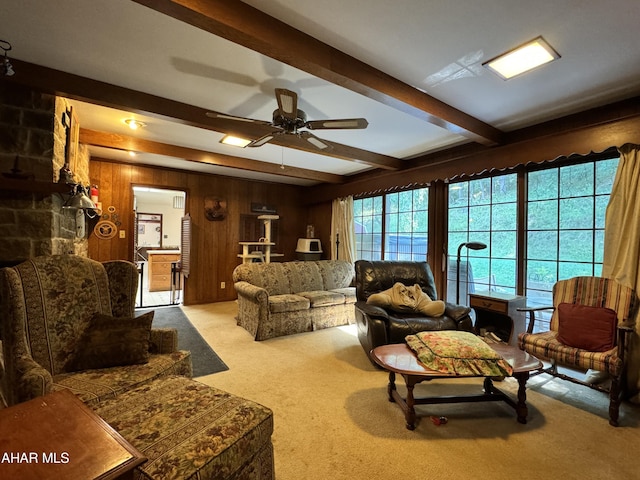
220;135;252;147
124;118;146;130
483;36;560;80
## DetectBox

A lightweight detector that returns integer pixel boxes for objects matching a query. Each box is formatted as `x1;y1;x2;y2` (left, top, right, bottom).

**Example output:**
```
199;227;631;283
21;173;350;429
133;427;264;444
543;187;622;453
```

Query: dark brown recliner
354;260;473;364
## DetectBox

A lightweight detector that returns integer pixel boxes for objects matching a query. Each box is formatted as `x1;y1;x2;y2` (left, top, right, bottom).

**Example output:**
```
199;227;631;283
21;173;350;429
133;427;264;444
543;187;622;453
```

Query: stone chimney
0;83;90;266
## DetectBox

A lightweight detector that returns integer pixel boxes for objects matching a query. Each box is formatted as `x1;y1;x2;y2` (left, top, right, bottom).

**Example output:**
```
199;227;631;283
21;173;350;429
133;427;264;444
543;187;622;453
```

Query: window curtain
331;196;355;263
602;143;640;401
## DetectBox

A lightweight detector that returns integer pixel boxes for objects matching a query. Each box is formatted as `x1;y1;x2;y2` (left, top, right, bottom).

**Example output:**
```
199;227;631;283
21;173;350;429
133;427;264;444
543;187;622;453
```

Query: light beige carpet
183;302;640;480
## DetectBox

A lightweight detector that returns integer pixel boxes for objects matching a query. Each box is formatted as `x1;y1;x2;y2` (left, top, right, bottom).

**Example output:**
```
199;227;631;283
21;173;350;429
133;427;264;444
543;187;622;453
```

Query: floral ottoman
93;376;274;480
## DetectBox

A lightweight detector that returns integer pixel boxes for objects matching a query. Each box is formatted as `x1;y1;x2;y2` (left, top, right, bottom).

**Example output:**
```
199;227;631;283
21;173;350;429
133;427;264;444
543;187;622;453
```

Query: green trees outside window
525;158;619;308
354;187;429;261
354;154;618;311
448;174;518;303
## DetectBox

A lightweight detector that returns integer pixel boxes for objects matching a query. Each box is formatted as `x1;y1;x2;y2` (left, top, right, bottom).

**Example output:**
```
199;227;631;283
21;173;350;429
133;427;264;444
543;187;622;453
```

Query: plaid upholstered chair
518;276;638;426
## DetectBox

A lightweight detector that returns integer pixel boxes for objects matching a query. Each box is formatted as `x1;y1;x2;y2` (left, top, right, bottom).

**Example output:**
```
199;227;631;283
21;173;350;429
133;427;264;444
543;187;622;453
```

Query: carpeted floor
182;301;640;480
140;306;228;377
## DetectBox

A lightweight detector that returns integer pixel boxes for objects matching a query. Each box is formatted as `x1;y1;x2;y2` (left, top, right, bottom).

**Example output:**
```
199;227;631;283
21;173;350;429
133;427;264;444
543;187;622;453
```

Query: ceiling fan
206;88;368;150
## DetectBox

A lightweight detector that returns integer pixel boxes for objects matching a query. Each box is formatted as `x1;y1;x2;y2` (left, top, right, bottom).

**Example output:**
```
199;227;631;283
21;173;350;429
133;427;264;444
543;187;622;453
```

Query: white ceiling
3;0;640;186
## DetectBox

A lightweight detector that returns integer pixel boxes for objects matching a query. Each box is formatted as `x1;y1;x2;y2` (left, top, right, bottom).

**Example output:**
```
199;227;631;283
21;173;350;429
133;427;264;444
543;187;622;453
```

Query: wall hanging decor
204;196;227;221
93;206;120;239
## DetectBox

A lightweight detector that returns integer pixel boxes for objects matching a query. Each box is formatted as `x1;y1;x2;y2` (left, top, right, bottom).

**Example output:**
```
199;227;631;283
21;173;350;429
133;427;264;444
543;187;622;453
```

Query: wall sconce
63;184;98;218
456;241;487;304
1;39;15;77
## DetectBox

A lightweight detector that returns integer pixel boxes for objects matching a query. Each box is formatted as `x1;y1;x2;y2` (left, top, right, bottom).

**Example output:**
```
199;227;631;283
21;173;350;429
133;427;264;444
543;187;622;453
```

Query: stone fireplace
0;83;91;266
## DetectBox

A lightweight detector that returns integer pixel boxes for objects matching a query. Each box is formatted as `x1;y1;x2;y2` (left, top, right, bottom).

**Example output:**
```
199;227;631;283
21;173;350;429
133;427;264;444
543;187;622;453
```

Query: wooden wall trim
308;113;640;203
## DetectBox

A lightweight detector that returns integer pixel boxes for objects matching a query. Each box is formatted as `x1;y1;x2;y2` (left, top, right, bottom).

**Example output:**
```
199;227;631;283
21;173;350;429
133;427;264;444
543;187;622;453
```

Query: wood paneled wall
306;202;333;258
89;160;307;305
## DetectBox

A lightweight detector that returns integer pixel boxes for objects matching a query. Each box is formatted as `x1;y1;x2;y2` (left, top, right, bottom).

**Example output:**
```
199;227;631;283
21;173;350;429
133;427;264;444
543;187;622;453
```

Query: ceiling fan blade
299;131;333;151
275;88;298;120
247;132;278;148
205;111;270;125
305;118;369;130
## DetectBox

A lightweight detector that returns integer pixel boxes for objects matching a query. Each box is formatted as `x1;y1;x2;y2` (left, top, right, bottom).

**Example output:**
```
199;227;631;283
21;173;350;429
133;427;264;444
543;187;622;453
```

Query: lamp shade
465;242;487;250
63;191;95;210
455;241;487;304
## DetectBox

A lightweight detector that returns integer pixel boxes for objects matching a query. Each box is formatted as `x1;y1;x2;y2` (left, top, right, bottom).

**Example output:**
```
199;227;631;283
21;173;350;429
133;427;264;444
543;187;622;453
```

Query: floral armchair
0;254;192;407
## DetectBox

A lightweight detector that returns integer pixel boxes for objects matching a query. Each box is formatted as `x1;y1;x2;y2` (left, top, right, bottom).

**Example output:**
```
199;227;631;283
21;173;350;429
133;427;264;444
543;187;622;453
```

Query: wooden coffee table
371;342;542;430
0;390;146;479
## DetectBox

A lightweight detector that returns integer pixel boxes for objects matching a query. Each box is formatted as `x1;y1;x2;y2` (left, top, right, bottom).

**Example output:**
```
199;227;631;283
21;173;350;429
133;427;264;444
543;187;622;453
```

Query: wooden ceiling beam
4;59;401;171
133;0;503;146
79;129;346;184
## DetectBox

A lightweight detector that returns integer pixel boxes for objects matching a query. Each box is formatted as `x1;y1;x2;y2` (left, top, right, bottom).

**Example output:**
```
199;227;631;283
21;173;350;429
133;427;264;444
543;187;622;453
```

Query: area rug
139;306;229;377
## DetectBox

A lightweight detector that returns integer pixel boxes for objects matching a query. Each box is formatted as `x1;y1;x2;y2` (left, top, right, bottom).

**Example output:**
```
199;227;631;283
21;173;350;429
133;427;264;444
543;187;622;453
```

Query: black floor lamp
456;241;487;304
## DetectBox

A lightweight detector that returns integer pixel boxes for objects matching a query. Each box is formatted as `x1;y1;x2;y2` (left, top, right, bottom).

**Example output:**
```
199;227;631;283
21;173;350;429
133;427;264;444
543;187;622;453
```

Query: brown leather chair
354;260;473;364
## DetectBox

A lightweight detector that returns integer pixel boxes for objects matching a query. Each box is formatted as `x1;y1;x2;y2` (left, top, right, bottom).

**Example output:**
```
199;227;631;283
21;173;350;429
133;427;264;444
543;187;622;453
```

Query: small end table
0;390;146;480
470;291;527;346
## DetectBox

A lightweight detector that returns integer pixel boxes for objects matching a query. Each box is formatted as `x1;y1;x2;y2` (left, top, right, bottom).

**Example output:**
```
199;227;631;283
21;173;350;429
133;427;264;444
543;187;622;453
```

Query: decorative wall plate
204;196;227;221
94;220;117;240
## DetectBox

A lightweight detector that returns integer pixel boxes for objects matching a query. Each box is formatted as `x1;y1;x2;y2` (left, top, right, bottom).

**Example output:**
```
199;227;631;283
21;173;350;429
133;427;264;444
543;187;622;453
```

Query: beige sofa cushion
268;294;310;313
330;287;357;304
298;290;346;307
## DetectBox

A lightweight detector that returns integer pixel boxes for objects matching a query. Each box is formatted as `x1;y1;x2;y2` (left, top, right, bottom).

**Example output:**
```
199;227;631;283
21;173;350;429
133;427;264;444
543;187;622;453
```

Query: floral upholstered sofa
233;260;356;340
0;255;274;480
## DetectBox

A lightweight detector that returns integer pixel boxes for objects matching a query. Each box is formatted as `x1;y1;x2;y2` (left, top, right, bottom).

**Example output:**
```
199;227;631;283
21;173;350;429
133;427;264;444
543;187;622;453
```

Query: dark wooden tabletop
0;390;146;480
371;342;542;377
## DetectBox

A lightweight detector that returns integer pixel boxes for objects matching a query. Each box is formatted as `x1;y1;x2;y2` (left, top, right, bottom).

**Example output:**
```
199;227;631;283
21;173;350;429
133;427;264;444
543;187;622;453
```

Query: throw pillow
366;282;445;317
66;311;154;372
405;330;513;376
405;330;513;377
556;303;617;352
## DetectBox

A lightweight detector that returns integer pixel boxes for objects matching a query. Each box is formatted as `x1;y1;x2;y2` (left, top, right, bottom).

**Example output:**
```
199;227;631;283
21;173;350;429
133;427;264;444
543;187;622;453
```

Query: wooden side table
470;291;526;346
0;390;145;480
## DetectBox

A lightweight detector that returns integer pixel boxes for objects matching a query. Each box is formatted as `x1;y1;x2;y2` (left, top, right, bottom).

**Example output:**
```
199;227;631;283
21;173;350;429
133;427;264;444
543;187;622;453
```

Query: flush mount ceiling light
483;36;560;80
124;118;146;130
220;135;252;148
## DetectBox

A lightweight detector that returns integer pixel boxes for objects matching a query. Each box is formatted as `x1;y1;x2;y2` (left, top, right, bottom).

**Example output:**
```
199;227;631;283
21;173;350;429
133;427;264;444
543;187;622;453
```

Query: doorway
133;186;186;308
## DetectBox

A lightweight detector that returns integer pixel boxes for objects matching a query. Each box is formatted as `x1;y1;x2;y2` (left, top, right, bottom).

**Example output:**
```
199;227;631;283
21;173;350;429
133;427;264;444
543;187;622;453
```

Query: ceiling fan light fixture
483;36;559;80
124;118;146;130
220;135;252;148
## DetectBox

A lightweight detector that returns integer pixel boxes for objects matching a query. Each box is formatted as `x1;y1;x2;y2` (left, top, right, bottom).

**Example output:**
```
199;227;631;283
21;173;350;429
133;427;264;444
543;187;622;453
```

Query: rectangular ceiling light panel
484;36;560;80
220;135;252;147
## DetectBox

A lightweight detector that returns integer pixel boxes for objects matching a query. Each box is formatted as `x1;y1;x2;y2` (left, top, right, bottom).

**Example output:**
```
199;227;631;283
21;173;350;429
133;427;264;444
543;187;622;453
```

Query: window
354;187;429;261
384;189;429;261
354;195;383;260
525;157;619;312
353;152;618;326
447;175;518;304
